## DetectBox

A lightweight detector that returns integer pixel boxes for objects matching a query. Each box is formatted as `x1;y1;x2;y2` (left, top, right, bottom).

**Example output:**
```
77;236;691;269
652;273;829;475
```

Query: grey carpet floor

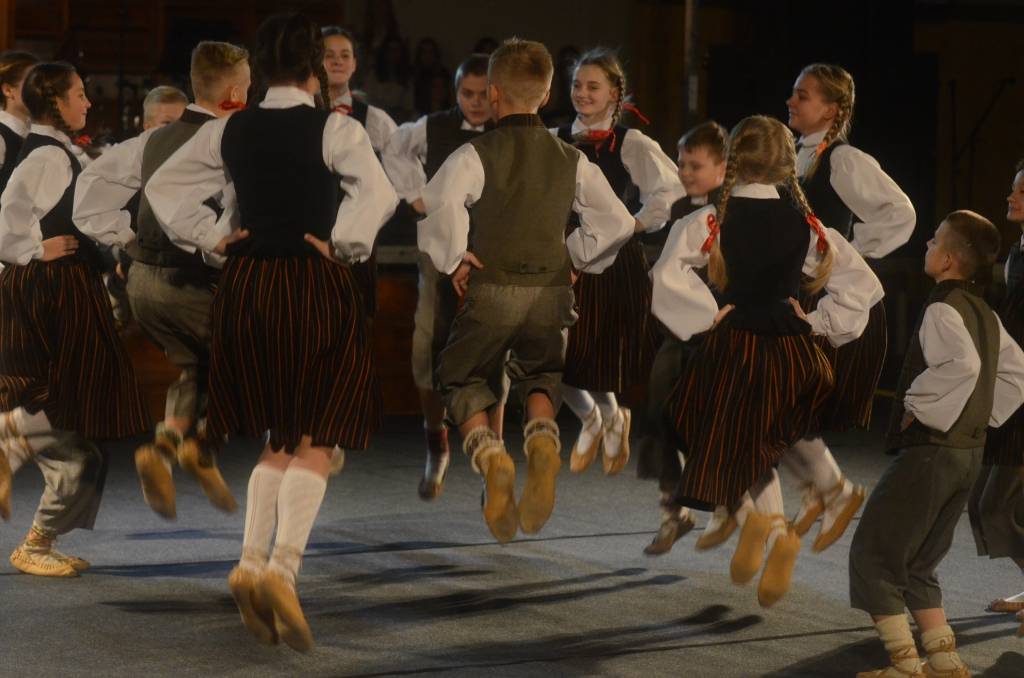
1;411;1022;677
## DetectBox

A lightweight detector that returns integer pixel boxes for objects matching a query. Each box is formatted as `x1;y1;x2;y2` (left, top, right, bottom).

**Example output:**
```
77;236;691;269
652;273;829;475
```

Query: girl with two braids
552;47;684;478
651;115;882;607
146;12;397;652
0;62;148;577
782;63;916;554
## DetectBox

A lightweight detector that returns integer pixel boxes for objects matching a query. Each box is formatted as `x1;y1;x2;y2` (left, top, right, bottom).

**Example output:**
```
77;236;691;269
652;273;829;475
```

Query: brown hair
573;47;626;125
488;38;553;107
943;210;1000;287
142;85;188;122
190;41;249;102
707;115;833;294
454;53;489;89
799;63;855;178
0;50;39;109
678;120;728;163
22;62;79;138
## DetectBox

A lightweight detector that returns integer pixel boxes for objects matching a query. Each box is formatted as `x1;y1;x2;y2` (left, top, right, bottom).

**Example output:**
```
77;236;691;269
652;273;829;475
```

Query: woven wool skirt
667;321;834;510
563;235;661;393
985;283;1024;466
0;258;148;439
206;255;382;453
800;288;887;433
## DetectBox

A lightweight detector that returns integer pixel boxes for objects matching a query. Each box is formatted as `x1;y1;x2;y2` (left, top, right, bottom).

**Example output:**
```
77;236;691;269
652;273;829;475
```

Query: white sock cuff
920;625;955;649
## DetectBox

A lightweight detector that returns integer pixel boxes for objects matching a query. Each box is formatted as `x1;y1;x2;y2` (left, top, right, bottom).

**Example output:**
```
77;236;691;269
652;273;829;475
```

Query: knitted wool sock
267;466;327;585
875;616;922;674
921;625;965;673
238;464;284;573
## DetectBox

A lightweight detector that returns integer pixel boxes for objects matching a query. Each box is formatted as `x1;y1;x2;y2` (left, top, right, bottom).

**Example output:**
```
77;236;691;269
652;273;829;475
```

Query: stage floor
2;412;1022;677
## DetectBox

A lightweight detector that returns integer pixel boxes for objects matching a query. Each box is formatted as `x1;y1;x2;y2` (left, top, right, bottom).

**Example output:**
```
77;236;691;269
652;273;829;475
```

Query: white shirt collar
461;119;485;133
571;112;614;135
186;103;218;118
332;92;352;107
30;123;73;148
798;130;826;148
731;182;780;199
0;110;30;137
261;86;315;110
689;193;709;206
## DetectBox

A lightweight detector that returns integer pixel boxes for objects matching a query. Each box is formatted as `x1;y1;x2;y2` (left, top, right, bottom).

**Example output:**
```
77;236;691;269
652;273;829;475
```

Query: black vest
220;106;338;258
1006;241;1024;295
557;124;641;213
15;133;103;270
350;99;368;127
425;107;491;181
800;141;855;239
0;121;24;196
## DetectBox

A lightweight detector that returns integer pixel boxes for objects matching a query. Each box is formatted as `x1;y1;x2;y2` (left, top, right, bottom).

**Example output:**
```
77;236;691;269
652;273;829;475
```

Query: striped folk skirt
206;255;382;453
563;235;661;393
985;284;1024;466
666;321;834;510
800;289;888;432
0;259;148;439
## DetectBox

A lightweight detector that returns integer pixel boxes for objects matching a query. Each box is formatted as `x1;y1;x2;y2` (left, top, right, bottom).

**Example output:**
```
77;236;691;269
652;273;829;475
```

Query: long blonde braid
707;158;738;291
801;63;855;179
786;172;834;293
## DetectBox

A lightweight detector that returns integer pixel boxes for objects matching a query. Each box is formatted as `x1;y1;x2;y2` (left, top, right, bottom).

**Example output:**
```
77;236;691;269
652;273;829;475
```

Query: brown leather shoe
757;526;801;607
135;444;176;519
695;508;737;551
10;544;78;578
477;446;517;543
569;407;602;474
730;512;772;584
258;569;313;652
518;426;561;534
417;449;450;501
51;547;90;572
602;407;631;476
644;511;696;556
229;566;278;645
812;479;865;553
177;438;237;513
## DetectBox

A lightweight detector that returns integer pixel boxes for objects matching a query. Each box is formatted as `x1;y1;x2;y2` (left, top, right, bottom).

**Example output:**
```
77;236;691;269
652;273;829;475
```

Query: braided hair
253;13;327;108
0;50;39;110
800;63;855;179
707;115;833;293
21;62;79;139
574;47;626;126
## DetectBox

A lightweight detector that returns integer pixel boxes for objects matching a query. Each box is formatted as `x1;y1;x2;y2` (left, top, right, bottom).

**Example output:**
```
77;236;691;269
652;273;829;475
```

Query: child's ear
539;89;551;108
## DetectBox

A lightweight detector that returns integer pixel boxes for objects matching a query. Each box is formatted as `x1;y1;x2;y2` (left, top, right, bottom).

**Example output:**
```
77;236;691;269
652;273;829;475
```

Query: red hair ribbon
806;214;829;254
621;102;650;125
218;100;246;111
332;103;353;115
700;212;719;254
73;134;92;147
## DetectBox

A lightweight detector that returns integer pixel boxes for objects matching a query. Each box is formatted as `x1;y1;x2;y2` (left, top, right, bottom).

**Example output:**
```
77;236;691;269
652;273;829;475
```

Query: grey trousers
850;444;983;615
436;283;576;426
969;464;1024;560
126;262;213;422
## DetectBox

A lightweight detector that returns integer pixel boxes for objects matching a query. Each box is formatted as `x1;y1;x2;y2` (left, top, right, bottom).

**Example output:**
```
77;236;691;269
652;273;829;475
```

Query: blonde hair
800;63;855;178
190;41;249;102
574;47;626;125
707;115;834;294
142;85;188;123
488;38;553;107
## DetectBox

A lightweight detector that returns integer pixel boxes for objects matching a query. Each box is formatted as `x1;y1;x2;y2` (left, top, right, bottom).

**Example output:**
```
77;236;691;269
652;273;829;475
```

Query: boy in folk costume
419;38;634;543
850;211;1024;678
382;53;499;500
74;42;251;519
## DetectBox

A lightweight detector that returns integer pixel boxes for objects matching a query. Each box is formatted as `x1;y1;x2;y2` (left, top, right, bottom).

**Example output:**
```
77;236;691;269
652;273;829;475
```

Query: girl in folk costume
146;13;397;652
779;63;916;553
651;115;881;607
0;51;39;198
0;62;149;576
970;160;1024;634
552;48;684;476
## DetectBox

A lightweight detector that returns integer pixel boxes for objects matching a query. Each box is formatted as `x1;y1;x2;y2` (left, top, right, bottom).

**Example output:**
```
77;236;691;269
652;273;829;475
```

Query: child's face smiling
324;35;356;89
57;73;90;132
1007;170;1024;225
678;145;725;198
571;64;617;121
786;73;836;137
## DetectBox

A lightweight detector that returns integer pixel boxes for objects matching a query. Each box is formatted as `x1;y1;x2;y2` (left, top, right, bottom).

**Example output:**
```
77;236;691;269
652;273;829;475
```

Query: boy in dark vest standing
382;53;496;500
849;210;1024;678
418;38;634;543
73;41;251;519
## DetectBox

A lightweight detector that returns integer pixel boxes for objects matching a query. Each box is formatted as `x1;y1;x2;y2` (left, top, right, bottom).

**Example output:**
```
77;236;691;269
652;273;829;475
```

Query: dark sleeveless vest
556;123;641;213
1005;240;1024;295
800;141;855;238
425;107;492;181
0;121;25;196
15;133;103;270
220;106;338;258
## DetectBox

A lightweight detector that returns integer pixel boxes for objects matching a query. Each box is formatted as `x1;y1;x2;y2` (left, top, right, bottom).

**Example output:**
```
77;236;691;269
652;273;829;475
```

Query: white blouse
145;86;397;264
650;182;884;345
381;113;485;203
331;93;398;154
0;110;30;168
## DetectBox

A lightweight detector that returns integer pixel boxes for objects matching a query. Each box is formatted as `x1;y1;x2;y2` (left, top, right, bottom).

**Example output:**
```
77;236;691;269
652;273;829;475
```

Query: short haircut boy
142;86;188;124
454;53;489;88
942;209;1000;284
190;41;249;102
678;121;727;163
487;38;553;107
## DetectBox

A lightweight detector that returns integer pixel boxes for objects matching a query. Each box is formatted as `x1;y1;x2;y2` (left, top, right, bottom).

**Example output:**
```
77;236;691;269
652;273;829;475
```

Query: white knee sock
789;437;842;494
921;625;965;672
875;616;922;672
751;470;786;550
562;386;597;422
591;392;619;421
268;466;327;584
239;463;285;573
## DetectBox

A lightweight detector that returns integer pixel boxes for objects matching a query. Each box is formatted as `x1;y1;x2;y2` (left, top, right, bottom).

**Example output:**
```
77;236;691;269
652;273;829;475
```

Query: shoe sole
482;455;517;543
9;550;78;578
695;515;737;551
792;500;824;537
260;577;313;652
812;486;865;553
519;439;561;534
228;570;277;645
987;599;1024;613
135;446;176;519
757;531;801;607
178;440;238;513
644;516;695;556
730;514;772;584
602;409;631;476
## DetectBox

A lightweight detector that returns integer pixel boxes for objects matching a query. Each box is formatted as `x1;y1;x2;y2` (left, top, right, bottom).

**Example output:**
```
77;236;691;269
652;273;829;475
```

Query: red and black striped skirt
985;284;1024;466
563;236;661;392
0;259;148;439
667;322;834;510
206;255;382;453
800;289;887;432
